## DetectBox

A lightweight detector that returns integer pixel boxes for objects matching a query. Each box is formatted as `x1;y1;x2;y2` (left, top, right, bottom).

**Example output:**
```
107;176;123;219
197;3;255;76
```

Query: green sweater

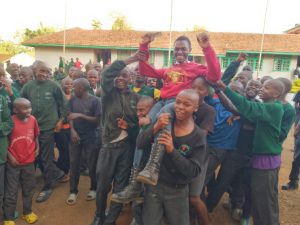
0;86;20;112
279;102;295;144
101;60;139;144
21;80;68;131
0;96;13;164
224;87;284;155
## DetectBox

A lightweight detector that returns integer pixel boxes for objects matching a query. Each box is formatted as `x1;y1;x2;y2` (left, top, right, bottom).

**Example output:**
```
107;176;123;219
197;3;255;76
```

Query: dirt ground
13;130;300;225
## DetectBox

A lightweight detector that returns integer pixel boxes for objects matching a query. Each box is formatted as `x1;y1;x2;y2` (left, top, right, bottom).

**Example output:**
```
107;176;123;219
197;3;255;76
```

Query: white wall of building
35;47;298;80
35;47;94;70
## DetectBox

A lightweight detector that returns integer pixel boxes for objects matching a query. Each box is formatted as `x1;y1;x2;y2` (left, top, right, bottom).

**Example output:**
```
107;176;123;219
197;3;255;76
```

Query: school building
23;26;300;78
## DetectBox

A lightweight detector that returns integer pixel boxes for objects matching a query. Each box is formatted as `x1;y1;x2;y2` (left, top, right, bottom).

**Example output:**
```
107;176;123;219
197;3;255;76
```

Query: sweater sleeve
224;87;281;123
279;105;296;143
169;141;205;179
0;97;13;137
101;60;127;97
139;43;166;79
55;85;69;119
201;45;221;82
222;61;241;85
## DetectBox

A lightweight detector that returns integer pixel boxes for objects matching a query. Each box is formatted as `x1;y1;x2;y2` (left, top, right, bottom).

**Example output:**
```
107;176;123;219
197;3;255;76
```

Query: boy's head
85;63;93;73
192;77;210;102
92;63;102;73
135;71;146;86
68;67;78;79
242;65;253;73
173;35;192;64
73;70;85;80
13;98;32;120
245;80;261;99
73;78;90;98
147;78;157;88
33;61;50;82
236;71;253;88
260;75;273;85
6;63;20;81
61;77;73;94
276;77;292;99
87;69;98;88
259;79;284;102
19;67;33;86
174;89;199;121
229;80;244;95
114;67;130;90
137;96;155;118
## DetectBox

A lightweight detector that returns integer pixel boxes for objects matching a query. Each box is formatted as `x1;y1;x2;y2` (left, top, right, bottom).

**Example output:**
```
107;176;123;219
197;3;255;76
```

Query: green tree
91;19;102;30
15;22;57;42
192;25;207;32
111;13;131;31
0;41;27;55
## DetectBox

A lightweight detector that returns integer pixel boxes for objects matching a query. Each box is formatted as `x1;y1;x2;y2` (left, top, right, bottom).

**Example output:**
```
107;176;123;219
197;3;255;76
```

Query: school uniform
0;96;13;211
224;87;284;225
94;60;139;225
21;79;68;191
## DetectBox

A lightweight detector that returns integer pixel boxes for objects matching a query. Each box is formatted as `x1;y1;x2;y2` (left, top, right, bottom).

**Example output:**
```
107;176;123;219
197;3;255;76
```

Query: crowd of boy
0;31;297;225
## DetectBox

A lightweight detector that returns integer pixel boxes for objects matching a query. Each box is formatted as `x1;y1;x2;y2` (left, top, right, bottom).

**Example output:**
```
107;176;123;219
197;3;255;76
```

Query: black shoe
90;216;102;225
111;167;142;204
282;181;298;190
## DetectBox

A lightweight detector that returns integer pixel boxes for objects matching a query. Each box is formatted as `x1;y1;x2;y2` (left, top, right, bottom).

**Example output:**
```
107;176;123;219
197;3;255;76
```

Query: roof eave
22;43;170;51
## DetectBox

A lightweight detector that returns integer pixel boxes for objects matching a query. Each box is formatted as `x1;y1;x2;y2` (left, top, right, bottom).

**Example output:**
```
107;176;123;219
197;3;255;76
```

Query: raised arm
222;53;247;85
196;33;221;82
101;53;140;96
138;32;166;79
216;89;240;116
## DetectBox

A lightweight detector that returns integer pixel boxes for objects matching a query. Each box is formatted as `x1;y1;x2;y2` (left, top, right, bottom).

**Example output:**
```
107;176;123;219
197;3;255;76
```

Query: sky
0;0;299;41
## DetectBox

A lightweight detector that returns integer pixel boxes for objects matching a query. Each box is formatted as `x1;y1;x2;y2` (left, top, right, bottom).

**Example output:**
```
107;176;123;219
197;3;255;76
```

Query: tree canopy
111;14;131;31
91;19;102;30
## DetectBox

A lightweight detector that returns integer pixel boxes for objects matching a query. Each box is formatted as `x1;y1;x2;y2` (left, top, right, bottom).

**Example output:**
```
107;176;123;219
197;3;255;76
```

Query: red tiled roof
23;28;300;55
0;54;13;63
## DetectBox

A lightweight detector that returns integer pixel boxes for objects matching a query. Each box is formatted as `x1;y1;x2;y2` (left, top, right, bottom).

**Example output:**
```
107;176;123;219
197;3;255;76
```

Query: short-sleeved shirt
69;94;101;143
9;115;40;165
194;102;215;133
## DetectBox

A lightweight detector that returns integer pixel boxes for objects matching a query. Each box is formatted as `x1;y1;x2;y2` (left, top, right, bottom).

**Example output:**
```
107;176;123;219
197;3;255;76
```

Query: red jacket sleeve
201;45;221;82
139;43;166;79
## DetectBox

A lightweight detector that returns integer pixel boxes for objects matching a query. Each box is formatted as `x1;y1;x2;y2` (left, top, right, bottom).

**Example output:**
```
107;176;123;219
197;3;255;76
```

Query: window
219;54;238;70
149;51;155;65
116;50;131;60
163;51;173;67
273;56;291;71
247;54;263;71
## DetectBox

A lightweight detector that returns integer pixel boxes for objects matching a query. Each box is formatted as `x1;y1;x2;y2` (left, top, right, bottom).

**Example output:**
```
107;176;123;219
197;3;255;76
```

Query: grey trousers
143;182;190;225
251;168;280;225
95;140;132;224
69;142;98;194
4;163;35;220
